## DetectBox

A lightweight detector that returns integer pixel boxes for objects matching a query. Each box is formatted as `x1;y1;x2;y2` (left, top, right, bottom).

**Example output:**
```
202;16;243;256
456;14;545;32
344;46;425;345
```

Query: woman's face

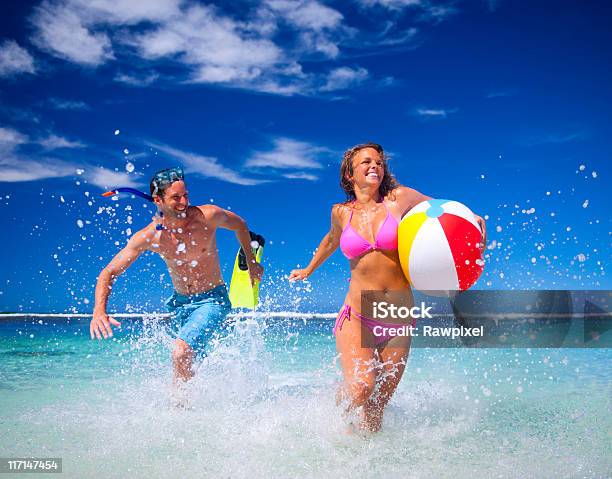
350;147;384;188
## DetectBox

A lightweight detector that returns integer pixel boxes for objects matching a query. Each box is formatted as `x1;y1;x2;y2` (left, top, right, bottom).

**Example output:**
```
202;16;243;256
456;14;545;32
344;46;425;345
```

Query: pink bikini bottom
333;304;416;346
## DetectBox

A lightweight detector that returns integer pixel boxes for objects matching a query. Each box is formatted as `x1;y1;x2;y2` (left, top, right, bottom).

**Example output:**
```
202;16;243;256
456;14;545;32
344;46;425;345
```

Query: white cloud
357;0;457;24
114;72;159;87
0;158;77;182
72;0;181;25
0;126;28;152
85;167;141;189
358;0;422;10
1;127;85;151
24;0;446;95
245;79;308;96
298;32;340;58
366;24;419;47
321;67;369;91
283;172;319;181
415;107;458;118
38;134;86;150
0;125;91;183
269;0;343;31
418;4;458;22
147;141;265;186
135;4;282;86
31;1;114;66
267;0;344;58
245;138;325;169
46;98;90;110
0;40;36;77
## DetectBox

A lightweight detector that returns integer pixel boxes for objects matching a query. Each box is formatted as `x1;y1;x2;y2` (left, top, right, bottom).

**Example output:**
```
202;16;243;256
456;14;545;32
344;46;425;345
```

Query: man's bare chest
155;227;216;263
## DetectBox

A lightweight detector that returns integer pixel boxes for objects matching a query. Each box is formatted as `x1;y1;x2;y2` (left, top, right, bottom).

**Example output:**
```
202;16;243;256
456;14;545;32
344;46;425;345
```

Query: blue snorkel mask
150;167;184;196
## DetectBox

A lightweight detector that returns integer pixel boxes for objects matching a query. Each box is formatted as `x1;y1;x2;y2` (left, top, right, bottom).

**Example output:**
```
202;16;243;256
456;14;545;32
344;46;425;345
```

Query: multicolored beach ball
398;199;484;292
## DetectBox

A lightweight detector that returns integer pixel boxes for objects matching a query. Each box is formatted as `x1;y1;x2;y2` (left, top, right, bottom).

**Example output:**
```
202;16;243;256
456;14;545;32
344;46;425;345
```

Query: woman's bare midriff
345;250;413;311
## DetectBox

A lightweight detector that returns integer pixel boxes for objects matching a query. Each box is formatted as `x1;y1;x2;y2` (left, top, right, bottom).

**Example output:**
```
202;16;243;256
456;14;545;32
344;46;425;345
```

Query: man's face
155;180;189;218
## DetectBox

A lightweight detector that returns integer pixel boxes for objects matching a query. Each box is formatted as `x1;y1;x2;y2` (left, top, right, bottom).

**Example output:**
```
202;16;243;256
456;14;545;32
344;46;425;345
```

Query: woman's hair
339;142;399;201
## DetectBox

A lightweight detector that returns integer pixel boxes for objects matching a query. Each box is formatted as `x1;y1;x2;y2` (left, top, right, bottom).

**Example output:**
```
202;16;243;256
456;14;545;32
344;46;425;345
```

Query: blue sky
0;0;610;313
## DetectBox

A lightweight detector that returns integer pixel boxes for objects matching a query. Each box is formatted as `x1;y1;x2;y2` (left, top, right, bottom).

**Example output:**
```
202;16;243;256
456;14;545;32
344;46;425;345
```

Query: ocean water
0;315;610;478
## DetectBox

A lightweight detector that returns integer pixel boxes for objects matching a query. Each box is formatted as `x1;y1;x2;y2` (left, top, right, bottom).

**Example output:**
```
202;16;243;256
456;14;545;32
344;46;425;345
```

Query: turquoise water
0;316;610;478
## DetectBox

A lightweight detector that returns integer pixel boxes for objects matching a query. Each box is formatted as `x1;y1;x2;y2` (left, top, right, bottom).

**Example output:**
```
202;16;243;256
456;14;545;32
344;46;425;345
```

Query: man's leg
173;289;231;381
172;338;195;383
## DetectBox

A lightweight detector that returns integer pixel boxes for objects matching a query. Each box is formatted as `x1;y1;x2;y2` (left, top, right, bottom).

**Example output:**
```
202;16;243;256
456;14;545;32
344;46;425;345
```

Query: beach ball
398;199;484;292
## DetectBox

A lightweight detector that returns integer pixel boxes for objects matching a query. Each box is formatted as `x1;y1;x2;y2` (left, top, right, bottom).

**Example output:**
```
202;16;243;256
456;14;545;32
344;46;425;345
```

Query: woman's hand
289;268;311;282
474;215;487;251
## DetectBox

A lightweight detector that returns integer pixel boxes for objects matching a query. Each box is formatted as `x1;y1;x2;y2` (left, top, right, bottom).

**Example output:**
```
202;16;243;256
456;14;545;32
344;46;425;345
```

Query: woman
289;143;486;432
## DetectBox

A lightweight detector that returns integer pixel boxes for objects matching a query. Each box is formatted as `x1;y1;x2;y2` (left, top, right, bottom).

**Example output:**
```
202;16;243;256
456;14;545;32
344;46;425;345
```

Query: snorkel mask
150;167;184;196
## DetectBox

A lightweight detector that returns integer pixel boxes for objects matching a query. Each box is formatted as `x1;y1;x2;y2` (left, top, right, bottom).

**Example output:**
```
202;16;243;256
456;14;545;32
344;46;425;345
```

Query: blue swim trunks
166;284;232;353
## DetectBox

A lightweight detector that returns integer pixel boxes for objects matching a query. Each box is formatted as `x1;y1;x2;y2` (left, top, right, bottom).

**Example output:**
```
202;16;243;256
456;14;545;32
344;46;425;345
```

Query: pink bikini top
340;202;398;260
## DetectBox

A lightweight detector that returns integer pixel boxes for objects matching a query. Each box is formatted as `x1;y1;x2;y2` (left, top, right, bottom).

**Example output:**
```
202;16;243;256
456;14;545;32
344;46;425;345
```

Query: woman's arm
393;186;487;251
288;205;344;281
393;186;432;217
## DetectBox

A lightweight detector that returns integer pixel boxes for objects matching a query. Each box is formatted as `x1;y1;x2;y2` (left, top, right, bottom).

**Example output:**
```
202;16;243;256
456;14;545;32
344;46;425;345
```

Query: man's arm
90;229;150;339
209;206;264;284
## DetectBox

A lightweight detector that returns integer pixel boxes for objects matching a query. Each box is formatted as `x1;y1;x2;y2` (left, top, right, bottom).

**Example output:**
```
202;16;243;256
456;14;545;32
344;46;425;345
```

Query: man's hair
149;176;165;198
339;142;399;201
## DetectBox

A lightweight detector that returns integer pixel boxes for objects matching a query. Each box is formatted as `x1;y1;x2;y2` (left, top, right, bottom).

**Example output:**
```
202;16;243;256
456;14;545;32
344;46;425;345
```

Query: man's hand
289;268;311;282
474;214;487;252
90;311;121;339
248;261;264;285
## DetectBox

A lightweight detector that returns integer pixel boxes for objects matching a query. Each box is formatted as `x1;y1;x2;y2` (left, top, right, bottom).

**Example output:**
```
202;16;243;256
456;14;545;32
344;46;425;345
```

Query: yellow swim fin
229;232;265;309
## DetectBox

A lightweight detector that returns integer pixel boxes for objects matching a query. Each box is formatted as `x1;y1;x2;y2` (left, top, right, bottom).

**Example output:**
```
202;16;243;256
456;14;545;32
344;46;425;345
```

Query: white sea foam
2;320;609;478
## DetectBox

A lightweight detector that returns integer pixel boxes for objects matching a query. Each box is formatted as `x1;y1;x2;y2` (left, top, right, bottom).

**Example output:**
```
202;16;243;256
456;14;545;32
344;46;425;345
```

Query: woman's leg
335;308;379;428
363;336;411;431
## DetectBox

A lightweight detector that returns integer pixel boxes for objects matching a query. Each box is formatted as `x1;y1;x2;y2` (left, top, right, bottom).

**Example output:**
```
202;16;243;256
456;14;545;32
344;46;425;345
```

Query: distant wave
0;312;338;320
1;312;608;321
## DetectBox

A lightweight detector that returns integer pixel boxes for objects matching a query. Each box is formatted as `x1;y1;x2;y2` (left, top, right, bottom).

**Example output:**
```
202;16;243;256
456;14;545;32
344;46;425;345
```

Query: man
90;167;263;382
